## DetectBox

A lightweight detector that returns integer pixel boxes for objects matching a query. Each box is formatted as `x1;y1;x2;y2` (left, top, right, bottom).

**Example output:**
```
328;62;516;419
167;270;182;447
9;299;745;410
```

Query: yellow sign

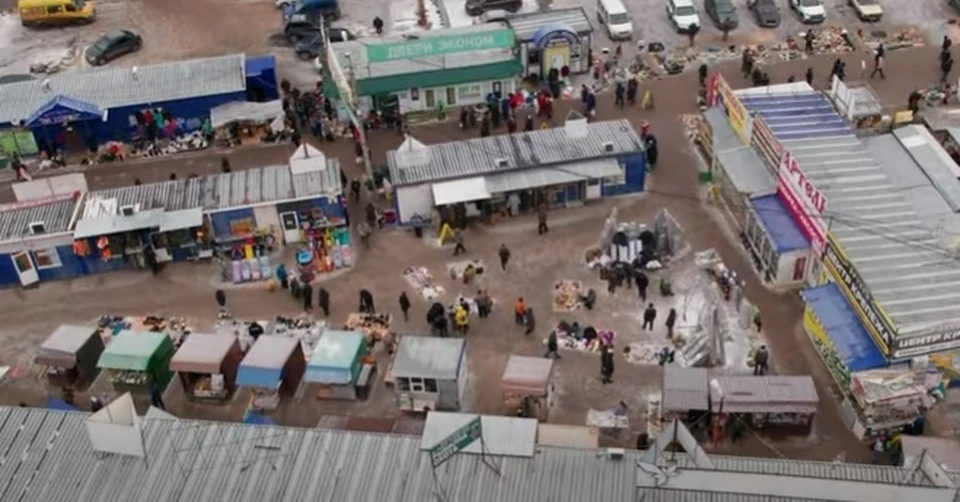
715;74;750;144
437;222;455;246
803;306;831;348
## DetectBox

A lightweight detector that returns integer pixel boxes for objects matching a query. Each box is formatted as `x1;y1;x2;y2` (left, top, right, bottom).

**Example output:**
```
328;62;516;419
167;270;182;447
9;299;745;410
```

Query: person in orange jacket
514;297;526;325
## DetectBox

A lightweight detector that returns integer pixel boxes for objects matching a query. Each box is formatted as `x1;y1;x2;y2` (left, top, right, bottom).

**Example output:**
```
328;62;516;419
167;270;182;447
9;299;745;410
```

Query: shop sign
428;416;483;468
714;74;751;144
893;334;960;360
751;114;782;171
533;28;579;49
777;149;827;251
822;235;895;354
366;29;515;63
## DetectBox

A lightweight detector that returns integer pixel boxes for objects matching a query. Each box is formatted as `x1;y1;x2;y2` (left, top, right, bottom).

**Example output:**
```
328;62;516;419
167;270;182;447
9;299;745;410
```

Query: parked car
848;0;882;21
951;0;960;15
665;0;700;32
704;0;738;29
596;0;634;40
295;34;324;60
747;0;780;27
789;0;825;24
284;21;353;44
85;29;141;66
465;0;521;16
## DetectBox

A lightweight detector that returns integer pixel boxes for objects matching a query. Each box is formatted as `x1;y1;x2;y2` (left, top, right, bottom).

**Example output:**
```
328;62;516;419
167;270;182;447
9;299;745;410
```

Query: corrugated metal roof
0;54;246;125
0;406;956;502
420;413;537;457
743;92;960;334
80;163;342;219
893;125;960;212
0;197;78;242
508;8;594;39
710;375;818;414
801;284;887;372
387;119;643;185
716;146;776;195
392;336;464;379
662;367;710;412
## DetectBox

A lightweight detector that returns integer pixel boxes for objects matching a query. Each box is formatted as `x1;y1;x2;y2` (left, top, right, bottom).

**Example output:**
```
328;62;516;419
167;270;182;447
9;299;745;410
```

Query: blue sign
531;23;580;50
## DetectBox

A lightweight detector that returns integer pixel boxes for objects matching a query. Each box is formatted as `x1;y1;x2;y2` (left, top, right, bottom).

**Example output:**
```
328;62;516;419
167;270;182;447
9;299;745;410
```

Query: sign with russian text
428;416;482;468
366;29;515;63
715;73;751;144
751;114;781;172
776;149;827;252
822;235;894;355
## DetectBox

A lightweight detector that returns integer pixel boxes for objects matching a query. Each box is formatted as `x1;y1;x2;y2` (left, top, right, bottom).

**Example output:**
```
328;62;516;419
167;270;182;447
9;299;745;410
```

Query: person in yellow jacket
454;304;469;334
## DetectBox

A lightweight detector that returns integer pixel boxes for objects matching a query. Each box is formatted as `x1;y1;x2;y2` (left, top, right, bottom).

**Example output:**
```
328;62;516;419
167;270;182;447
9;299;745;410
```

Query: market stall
709;375;819;432
209;99;285;147
34;325;105;390
849;370;932;438
501;355;554;421
661;366;710;423
169;333;243;402
392;336;466;412
344;313;392;345
97;314;193;345
236;335;306;411
304;330;373;401
97;331;175;394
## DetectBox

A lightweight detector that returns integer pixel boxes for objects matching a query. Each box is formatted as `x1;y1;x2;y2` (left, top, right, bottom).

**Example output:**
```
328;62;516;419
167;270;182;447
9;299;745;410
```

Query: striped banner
751;114;781;173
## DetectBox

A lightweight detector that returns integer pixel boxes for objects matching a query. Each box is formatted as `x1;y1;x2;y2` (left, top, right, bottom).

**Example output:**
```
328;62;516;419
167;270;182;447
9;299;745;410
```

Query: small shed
501;355;554;421
169;333;243;401
662;366;710;419
392;336;466;412
304;330;370;401
34;324;104;389
711;375;819;431
97;331;175;394
237;335;306;410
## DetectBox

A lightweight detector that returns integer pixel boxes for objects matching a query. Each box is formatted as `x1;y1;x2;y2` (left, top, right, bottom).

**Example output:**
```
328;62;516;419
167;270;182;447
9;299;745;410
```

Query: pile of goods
550;322;614;352
553;280;583;312
624;343;669;365
857;27;925;52
851;370;933;428
97;315;191;344
345;313;392;344
403;266;444;300
191;374;226;398
447;259;485;285
107;369;149;387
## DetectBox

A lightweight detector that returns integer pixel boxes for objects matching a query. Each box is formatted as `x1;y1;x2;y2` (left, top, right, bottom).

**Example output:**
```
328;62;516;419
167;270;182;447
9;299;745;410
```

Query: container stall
236;335;306;411
304;330;372;401
501;355;554;421
97;331;175;394
34;324;105;390
169;333;243;402
661;366;710;423
392;336;466;412
710;375;819;432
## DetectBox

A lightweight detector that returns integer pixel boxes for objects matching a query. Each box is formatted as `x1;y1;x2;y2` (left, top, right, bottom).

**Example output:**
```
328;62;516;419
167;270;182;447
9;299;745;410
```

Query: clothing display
403;267;444;300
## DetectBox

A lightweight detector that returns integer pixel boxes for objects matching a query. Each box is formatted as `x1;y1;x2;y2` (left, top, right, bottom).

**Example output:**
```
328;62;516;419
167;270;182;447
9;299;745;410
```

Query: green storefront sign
427;416;482;467
366;29;514;63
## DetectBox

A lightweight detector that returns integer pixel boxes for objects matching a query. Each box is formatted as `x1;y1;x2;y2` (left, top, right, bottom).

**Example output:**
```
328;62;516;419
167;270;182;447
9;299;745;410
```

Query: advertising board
715;74;751;144
776;150;827;252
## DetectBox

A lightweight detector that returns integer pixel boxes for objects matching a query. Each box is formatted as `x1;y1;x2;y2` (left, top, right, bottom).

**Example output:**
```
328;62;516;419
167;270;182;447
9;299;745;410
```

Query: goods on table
552;327;614;353
403;267;444;300
448;259;486;285
345;313;392;343
191;374;226;398
586;408;629;429
553;280;583;312
850;370;932;427
213;317;324;358
108;369;149;387
624;343;666;365
97;315;192;345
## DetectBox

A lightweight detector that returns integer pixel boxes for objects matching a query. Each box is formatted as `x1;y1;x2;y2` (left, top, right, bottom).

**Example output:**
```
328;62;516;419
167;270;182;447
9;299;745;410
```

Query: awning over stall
485;160;622;193
501;355;553;395
432;177;491;206
97;331;170;372
305;330;365;384
74;208;166;239
749;195;810;253
662;366;709;412
159;208;204;232
802;284;887;372
209;100;284;128
170;333;237;374
26;95;105;127
237;336;300;388
35;325;96;368
709;375;819;414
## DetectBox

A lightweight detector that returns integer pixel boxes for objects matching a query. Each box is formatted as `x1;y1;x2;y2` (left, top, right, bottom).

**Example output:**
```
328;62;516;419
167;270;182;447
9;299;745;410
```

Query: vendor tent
35;325;104;386
170;333;240;375
305;330;365;384
237;335;304;393
97;331;175;387
501;355;552;395
209;100;283;128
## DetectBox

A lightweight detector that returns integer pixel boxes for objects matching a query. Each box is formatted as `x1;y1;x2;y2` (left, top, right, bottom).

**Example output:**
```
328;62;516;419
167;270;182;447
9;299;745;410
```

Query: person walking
215;289;227;313
524;308;536;336
753;345;769;375
454;304;469;334
90;396;103;413
360;289;375;313
615;81;625;108
942;54;954;83
453;229;467;256
627;78;638;105
870;53;885;79
635;271;649;301
317;287;330;317
373;16;384;35
475;289;491;318
741;49;753;78
514;297;526;325
302;283;313;310
600;345;614;384
944;35;953;52
537;205;548;235
524;114;535;132
698;63;708;87
871;437;885;464
399;292;411;322
665;308;677;339
150;382;166;410
498;243;511;271
642;303;657;331
221;156;231;173
544;331;560;359
805;67;814;86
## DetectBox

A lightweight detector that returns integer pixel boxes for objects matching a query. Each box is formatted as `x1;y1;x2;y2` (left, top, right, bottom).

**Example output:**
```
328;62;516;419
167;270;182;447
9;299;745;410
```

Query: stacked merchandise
345;313;392;344
191;374;226;399
552;280;583;312
108;369;149;387
403;267;444;300
97;315;191;345
304;227;352;274
850;370;931;429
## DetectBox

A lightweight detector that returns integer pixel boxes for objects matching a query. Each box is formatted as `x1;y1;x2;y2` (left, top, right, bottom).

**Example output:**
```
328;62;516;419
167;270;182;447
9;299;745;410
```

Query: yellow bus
18;0;95;27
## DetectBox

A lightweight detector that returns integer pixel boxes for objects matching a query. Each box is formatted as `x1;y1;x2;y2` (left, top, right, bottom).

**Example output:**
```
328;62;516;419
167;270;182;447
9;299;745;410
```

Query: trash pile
856;26;926;51
28;45;80;75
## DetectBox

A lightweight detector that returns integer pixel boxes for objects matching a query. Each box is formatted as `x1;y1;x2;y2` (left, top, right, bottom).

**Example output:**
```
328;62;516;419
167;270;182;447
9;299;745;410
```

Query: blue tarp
244;55;275;77
802;283;887;372
236;365;283;389
243;411;275;426
750;194;810;253
46;397;78;411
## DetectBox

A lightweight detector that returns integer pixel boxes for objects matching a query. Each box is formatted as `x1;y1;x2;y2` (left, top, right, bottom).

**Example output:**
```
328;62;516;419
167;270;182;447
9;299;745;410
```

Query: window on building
603;163;626;186
410;377;425;392
425;89;435;108
570;43;582;60
793;256;807;281
33;248;62;269
46;5;62;13
424;378;438;393
458;84;482;102
528;49;541;65
446;87;457;106
410;87;420;101
397;377;410;391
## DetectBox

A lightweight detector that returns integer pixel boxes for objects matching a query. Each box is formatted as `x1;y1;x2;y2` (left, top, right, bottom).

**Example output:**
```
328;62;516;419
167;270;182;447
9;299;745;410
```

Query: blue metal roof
25;95;103;127
802;283;887;372
749;194;809;253
741;92;851;141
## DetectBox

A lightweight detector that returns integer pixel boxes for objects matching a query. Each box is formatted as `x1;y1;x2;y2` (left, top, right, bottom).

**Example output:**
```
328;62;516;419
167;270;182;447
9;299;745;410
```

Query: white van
596;0;633;40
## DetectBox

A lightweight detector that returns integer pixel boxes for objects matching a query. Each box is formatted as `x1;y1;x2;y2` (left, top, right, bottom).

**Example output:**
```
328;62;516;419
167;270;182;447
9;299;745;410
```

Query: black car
284;21;354;44
85;29;141;66
465;0;521;16
295;34;325;60
748;0;780;27
704;0;738;29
